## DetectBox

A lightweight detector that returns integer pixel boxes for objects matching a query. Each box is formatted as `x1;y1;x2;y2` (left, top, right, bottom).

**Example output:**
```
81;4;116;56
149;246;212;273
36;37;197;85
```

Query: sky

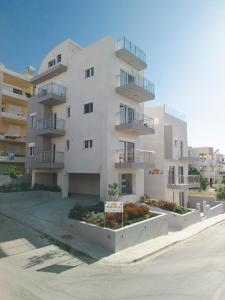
0;0;225;152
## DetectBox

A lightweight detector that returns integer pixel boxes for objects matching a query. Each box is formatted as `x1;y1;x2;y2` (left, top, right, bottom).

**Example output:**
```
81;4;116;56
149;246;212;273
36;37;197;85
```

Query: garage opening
35;172;57;186
69;173;100;197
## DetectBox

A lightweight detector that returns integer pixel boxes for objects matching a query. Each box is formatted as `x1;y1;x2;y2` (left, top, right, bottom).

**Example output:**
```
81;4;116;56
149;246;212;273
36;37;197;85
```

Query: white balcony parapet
31;151;64;169
115;149;155;169
2;84;31;101
167;175;200;189
0;152;25;163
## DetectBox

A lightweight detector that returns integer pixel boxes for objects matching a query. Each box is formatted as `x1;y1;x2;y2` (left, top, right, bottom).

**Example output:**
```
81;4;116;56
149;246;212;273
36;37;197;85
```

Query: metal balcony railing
37;83;66;98
116;109;154;129
33;151;64;164
117;71;154;95
115;149;154;165
37;117;65;130
188;175;200;184
117;37;146;63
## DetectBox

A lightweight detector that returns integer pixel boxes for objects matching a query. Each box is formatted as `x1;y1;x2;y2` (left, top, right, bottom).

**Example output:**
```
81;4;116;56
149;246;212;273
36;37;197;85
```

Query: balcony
200;171;218;178
1;110;27;124
37;117;65;137
0;134;26;143
0;153;25;163
31;64;67;85
167;175;190;190
35;83;66;106
2;84;31;103
116;71;155;102
31;151;64;169
115;110;154;135
116;37;147;71
188;175;200;189
115;149;154;169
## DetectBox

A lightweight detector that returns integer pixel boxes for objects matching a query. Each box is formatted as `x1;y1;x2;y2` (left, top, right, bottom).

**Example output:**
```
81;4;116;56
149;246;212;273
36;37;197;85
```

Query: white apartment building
142;105;199;206
188;146;225;186
26;36;156;201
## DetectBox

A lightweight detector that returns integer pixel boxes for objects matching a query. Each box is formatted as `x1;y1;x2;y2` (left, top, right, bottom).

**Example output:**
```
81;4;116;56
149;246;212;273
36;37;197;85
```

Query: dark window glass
57;54;61;63
85;67;94;78
13;88;23;95
84;102;93;114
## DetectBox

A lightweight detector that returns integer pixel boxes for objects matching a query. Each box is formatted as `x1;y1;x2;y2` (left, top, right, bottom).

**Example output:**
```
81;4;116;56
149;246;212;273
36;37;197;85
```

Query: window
85;67;94;78
31;116;36;128
83;140;93;149
66;139;70;151
168;166;175;184
29;147;34;156
66;106;71;118
174;139;178;147
120;174;133;195
48;59;55;68
13;88;23;95
57;54;61;63
178;166;184;184
30;113;36;128
84;102;93;114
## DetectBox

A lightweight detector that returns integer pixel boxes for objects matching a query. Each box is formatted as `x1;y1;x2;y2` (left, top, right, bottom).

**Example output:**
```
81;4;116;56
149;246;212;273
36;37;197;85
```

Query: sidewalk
0;197;225;265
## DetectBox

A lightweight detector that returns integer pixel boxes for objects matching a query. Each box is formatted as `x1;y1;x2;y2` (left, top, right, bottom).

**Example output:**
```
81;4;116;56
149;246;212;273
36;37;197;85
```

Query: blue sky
1;0;225;152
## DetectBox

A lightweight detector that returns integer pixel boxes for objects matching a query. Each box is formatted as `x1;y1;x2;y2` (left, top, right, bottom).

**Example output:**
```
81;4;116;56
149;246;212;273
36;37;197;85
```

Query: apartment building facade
142;105;199;206
188;146;225;186
26;36;155;201
0;65;32;173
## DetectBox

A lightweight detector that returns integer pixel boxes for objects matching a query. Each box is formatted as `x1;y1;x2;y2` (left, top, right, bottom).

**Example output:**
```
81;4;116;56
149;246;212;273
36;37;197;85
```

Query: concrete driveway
0;192;99;227
1;213;225;299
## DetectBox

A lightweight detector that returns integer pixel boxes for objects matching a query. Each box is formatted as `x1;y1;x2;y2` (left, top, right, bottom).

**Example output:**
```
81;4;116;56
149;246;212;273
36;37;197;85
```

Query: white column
62;173;69;199
31;170;36;188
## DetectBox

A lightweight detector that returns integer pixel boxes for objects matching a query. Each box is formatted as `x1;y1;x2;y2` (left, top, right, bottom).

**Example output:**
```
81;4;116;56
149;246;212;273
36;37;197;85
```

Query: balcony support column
57;171;68;199
31;169;36;188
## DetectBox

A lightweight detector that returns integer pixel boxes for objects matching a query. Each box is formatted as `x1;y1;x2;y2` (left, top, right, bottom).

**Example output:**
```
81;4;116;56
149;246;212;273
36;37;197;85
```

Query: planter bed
64;212;168;253
149;206;200;231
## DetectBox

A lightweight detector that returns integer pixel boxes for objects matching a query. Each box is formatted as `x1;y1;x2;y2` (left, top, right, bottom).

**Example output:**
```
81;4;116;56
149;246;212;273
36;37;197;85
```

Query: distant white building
188;146;225;186
142;105;199;207
26;36;156;202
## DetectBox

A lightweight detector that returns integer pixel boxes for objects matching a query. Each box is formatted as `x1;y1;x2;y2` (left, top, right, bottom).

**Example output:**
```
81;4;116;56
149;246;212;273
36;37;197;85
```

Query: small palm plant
3;165;22;179
108;182;120;201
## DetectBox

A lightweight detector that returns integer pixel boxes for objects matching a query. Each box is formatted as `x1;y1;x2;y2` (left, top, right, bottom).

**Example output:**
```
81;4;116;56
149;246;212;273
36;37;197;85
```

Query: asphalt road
1;214;225;300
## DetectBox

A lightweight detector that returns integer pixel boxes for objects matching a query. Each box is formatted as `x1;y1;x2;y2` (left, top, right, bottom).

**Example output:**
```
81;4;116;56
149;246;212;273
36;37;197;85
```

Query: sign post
104;201;124;227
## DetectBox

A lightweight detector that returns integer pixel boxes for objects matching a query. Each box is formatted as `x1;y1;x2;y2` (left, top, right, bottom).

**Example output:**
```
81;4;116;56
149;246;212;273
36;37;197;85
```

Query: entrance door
120;141;135;163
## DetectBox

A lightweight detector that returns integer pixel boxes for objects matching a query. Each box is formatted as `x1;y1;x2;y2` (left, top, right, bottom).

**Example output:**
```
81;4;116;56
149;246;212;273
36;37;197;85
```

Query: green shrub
200;178;209;190
174;206;191;215
2;165;23;178
216;185;225;200
33;184;61;192
188;165;200;176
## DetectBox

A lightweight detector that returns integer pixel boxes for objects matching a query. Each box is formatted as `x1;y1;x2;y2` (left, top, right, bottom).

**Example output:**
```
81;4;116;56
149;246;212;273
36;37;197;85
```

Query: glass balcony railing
37;117;65;131
116;109;154;129
115;149;154;165
117;37;146;63
118;71;154;95
37;83;66;98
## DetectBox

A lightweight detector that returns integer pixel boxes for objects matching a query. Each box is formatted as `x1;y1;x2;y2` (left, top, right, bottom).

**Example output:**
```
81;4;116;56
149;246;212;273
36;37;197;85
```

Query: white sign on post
104;201;123;213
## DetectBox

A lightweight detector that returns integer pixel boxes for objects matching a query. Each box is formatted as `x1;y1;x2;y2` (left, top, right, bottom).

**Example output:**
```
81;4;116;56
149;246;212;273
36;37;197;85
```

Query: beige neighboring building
188;146;225;186
142;105;199;207
26;36;156;201
0;64;33;173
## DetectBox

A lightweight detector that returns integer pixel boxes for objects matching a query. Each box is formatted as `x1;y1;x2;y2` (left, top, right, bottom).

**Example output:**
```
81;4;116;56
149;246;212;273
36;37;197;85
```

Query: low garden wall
149;206;201;231
0;191;62;201
63;212;168;253
188;195;225;219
